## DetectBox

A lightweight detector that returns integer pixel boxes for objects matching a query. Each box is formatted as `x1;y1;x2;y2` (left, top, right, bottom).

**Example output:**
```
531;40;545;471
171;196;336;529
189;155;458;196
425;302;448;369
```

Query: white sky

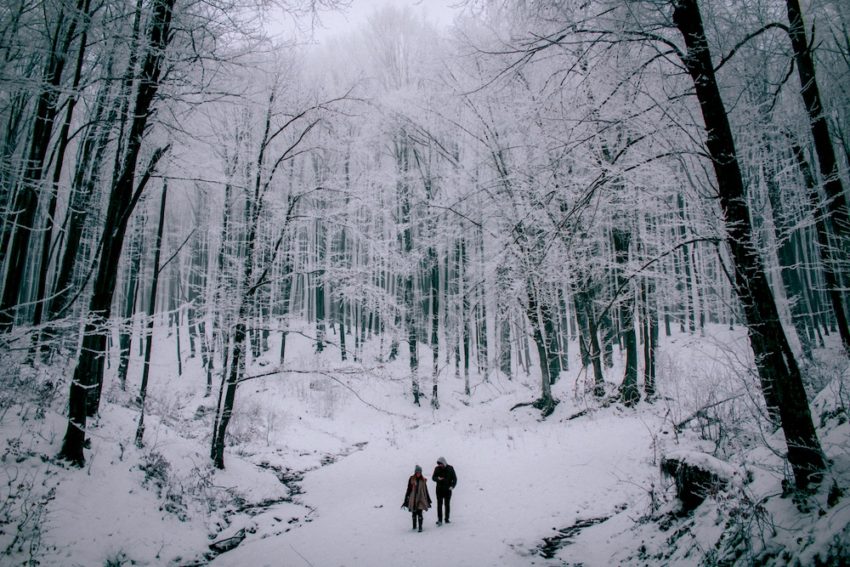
268;0;463;44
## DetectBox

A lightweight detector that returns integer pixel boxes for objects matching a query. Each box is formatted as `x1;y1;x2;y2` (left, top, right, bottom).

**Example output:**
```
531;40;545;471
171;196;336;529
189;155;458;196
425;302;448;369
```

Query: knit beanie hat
414;465;422;474
437;457;447;465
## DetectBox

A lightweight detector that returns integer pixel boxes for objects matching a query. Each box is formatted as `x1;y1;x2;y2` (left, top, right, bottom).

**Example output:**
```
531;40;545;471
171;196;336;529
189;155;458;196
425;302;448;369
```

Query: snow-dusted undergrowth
0;321;848;566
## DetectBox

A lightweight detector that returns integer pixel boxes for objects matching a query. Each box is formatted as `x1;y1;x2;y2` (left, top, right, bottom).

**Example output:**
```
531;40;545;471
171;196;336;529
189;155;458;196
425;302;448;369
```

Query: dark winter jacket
403;475;432;511
432;464;457;494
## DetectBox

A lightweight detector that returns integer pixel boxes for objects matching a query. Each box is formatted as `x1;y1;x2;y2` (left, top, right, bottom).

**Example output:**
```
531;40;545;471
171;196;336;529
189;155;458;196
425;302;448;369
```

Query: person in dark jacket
432;456;457;525
402;465;431;532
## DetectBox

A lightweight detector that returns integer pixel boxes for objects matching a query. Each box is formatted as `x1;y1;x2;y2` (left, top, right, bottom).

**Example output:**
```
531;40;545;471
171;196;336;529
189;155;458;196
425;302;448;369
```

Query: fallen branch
675;393;745;431
236;366;413;419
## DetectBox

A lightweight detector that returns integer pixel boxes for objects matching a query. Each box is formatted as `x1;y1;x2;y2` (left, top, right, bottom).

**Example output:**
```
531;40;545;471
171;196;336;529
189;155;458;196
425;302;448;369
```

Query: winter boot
417;516;423;532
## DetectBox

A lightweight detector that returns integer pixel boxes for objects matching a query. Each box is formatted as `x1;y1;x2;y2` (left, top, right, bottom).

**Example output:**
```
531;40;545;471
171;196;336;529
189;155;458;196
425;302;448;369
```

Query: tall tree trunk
476;229;489;381
117;213;144;389
786;1;850;350
497;264;512;379
212;89;307;467
429;246;440;409
499;312;511;379
677;193;696;333
600;309;615;368
460;239;470;396
642;273;658;398
279;247;293;365
557;287;570;372
672;0;826;489
526;278;557;416
0;91;27;221
212;318;245;469
398;136;419;404
613;228;639;406
135;181;167;447
314;217;326;353
30;0;92;336
58;0;175;466
44;68;116;327
0;0;87;330
763;142;813;359
788;138;850;356
573;288;592;369
540;286;561;384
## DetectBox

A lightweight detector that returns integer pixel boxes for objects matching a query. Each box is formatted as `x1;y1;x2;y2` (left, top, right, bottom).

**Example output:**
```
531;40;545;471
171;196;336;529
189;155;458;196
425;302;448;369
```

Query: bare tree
59;0;175;465
671;0;826;489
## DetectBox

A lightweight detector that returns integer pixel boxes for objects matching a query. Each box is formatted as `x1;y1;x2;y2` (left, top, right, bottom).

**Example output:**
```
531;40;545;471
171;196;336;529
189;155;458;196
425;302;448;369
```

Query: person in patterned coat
402;465;431;532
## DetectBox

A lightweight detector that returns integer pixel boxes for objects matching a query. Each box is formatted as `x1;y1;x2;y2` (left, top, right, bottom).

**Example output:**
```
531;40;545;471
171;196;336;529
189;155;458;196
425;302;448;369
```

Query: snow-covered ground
1;321;848;565
212;379;659;567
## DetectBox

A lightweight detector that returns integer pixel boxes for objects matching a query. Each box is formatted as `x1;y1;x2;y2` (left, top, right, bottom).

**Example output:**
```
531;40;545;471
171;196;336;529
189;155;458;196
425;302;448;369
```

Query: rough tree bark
613;227;639;406
672;0;826;489
526;277;558;417
58;0;175;466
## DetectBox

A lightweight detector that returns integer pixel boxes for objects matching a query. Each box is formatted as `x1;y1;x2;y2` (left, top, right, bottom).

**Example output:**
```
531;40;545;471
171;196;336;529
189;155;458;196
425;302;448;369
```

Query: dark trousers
436;488;451;522
412;510;423;529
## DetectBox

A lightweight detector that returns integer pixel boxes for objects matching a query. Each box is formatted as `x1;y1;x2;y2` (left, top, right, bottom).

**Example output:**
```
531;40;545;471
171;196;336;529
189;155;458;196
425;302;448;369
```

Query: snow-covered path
212;399;661;567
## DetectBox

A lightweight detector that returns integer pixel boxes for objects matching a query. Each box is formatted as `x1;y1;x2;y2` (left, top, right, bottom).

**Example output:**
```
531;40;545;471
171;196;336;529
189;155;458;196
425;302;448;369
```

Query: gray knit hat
437;457;447;465
414;465;422;473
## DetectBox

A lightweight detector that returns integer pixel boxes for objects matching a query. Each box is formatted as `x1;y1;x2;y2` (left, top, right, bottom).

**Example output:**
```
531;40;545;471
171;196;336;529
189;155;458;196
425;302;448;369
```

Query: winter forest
2;0;850;564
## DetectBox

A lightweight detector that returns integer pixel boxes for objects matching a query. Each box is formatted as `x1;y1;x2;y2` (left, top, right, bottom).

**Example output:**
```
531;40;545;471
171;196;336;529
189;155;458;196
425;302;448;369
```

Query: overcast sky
267;0;462;44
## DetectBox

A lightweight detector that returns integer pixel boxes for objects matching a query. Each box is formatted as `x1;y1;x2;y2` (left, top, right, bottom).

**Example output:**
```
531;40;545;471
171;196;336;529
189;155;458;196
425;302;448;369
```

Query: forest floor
1;322;849;565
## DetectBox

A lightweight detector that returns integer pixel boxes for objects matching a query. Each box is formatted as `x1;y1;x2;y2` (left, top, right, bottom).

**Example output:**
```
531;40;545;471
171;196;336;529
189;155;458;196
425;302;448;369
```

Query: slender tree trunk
677;194;696;334
397;136;419;404
476;229;489;381
460;239;470;396
279;246;293;365
339;298;347;361
30;0;92;336
135;181;167;447
117;214;144;389
495;266;513;380
199;320;212;396
212;319;245;469
499;308;512;379
0;0;87;330
538;286;561;385
787;139;850;355
314;217;326;353
786;0;850;324
764;143;813;359
573;288;592;370
0;91;27;222
212;92;306;467
557;287;570;372
44;71;116;327
526;278;557;416
600;309;615;368
613;228;639;406
430;246;440;409
642;273;658;398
